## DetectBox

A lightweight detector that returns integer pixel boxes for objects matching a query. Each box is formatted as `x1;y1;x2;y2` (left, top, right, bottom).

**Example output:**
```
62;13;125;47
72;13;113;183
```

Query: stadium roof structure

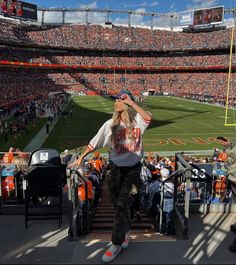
36;7;179;29
1;6;236;30
38;7;178;18
35;6;236;29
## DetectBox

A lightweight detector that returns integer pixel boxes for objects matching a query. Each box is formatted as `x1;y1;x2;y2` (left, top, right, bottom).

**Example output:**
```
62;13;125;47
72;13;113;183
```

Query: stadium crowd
0;21;232;50
1;68;235;110
0;20;235;209
0;20;235;110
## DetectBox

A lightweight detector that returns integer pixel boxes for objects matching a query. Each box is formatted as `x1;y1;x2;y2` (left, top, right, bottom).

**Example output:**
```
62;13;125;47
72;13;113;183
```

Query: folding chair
24;148;63;228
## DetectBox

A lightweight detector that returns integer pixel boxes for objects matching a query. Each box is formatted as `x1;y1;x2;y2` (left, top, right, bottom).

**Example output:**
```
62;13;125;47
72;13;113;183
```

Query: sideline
23;100;70;153
23;117;58;152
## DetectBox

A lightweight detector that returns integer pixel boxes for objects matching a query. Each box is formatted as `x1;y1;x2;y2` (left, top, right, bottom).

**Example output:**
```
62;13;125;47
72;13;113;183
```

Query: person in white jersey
69;90;152;262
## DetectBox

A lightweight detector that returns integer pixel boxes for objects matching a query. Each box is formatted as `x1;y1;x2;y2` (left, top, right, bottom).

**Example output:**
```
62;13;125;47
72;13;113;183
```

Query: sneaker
102;244;122;263
121;231;130;249
230;224;236;234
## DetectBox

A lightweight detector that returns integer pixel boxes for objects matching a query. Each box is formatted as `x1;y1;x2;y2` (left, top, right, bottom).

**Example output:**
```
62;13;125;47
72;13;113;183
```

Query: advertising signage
179;11;194;26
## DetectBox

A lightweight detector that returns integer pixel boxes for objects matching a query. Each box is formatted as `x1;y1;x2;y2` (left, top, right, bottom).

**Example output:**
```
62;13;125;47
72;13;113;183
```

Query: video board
0;0;37;21
179;6;224;27
193;6;224;26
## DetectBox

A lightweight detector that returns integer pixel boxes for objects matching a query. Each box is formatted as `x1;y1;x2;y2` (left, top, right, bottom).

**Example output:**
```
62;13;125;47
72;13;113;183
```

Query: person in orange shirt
1;147;15;164
1;147;16;199
90;151;103;175
217;148;228;162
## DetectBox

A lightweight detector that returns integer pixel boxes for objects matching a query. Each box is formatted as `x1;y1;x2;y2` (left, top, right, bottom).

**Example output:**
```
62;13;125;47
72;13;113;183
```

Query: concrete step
94;212;115;217
91;221;153;230
82;229;177;242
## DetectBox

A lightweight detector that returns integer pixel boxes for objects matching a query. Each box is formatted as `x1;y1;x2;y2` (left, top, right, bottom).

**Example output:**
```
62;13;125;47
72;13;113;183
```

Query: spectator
160;167;174;235
1;146;16;200
1;146;15;164
68;91;152;262
15;147;29;160
82;162;101;206
89;151;103;175
216;136;236;253
12;155;28;202
46;122;50;134
61;149;72;165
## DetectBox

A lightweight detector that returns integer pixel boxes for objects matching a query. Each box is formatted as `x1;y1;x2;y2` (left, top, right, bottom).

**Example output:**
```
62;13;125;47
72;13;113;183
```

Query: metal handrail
157;153;193;238
66;167;90;240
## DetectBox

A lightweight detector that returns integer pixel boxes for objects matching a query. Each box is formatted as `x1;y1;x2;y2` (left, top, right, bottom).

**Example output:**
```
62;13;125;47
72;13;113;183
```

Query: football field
43;96;236;155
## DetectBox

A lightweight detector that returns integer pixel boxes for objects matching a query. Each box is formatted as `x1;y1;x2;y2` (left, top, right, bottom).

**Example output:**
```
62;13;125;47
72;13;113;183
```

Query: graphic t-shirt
87;113;151;167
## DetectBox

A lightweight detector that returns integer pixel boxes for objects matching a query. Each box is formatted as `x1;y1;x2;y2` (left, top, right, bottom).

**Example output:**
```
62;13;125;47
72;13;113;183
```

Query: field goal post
225;26;236;126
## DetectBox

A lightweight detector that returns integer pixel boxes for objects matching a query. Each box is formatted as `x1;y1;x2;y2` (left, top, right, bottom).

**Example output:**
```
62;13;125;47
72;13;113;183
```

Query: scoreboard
179;6;224;27
0;0;37;21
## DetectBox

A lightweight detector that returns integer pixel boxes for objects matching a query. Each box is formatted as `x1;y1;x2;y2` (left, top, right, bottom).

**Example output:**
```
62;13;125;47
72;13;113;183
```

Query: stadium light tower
151;13;154;30
41;7;45;26
85;7;89;25
62;7;66;24
106;8;111;23
170;13;174;30
128;10;132;27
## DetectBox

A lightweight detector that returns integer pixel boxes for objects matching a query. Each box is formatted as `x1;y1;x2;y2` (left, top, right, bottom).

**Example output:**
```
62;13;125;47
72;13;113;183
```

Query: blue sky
23;0;235;26
29;0;234;13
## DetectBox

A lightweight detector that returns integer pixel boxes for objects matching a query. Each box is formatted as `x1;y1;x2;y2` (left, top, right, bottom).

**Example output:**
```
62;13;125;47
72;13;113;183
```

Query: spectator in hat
61;149;72;165
68;91;152;262
160;167;174;235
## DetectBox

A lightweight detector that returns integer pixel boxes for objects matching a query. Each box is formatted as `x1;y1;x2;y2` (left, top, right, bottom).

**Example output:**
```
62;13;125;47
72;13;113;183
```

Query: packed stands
0;21;235;110
0;21;232;50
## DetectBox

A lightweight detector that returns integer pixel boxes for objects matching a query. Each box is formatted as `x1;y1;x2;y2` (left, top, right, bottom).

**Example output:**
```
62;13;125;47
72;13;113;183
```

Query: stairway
83;181;177;243
91;181;154;232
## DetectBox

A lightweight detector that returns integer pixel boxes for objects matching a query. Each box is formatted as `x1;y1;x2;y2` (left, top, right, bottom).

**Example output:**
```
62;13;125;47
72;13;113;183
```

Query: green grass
42;96;236;154
0;117;46;153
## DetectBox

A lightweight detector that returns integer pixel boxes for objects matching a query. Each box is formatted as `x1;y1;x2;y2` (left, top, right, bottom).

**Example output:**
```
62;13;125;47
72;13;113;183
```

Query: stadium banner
0;0;37;21
179;11;194;26
193;6;224;26
0;60;229;72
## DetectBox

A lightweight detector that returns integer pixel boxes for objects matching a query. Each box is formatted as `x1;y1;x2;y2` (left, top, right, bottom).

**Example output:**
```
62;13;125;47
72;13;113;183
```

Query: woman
69;92;152;262
216;136;236;253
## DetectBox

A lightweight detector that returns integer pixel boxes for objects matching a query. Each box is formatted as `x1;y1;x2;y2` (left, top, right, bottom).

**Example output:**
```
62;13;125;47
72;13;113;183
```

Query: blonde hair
110;104;136;147
12;156;28;172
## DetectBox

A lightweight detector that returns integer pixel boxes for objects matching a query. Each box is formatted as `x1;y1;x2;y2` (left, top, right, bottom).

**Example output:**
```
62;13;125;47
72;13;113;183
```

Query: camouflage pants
106;161;142;245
